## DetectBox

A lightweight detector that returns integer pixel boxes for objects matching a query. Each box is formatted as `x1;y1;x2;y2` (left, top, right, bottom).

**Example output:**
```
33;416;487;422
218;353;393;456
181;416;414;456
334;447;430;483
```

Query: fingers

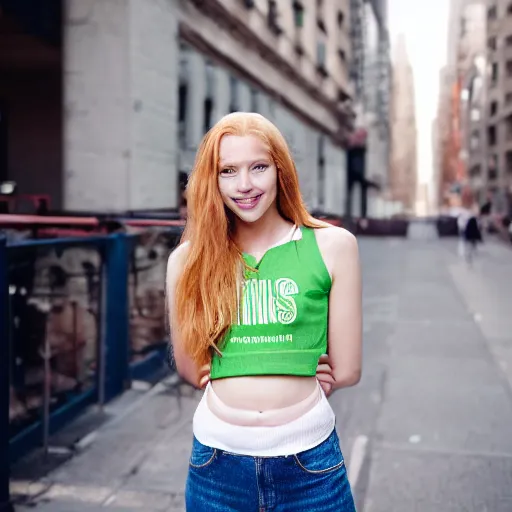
316;372;335;385
318;354;330;365
316;363;332;375
199;374;210;389
199;363;210;375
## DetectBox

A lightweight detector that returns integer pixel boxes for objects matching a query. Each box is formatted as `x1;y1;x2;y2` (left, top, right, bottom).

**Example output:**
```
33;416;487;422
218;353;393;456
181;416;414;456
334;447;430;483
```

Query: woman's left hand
316;354;335;397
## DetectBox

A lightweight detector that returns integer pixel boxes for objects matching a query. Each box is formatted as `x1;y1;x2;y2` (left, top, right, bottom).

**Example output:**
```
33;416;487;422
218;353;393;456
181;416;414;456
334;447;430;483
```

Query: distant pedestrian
479;192;493;235
166;112;361;511
463;215;482;263
457;207;472;258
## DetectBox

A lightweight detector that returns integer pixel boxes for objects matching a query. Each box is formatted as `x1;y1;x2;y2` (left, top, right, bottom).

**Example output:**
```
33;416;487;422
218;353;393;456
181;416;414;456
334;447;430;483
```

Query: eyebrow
219;157;271;168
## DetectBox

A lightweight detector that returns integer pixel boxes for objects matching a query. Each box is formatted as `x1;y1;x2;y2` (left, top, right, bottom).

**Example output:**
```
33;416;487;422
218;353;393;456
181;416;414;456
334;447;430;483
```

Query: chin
232;209;265;224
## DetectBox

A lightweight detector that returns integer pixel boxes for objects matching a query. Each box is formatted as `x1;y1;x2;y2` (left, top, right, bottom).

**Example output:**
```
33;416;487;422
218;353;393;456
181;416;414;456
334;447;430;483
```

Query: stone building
0;0;354;215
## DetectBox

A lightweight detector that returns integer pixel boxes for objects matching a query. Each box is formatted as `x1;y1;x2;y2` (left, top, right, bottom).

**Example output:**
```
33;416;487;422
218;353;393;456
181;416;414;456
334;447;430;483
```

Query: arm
166;243;210;389
316;227;362;393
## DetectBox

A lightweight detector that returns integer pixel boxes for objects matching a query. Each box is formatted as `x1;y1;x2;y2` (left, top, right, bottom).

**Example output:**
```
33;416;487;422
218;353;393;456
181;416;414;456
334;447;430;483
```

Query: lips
232;194;262;210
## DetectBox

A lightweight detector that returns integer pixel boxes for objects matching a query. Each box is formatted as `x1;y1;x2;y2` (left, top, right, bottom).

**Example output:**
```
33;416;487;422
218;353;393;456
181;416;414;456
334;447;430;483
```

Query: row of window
487;3;512;20
483;116;512;148
468;158;512;181
487;34;512;51
489;59;512;85
178;61;261;140
486;94;512;118
244;1;347;73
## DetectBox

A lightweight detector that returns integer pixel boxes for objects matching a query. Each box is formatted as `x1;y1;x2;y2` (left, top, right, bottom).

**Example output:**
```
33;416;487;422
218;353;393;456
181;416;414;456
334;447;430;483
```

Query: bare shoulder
313;226;359;276
314;225;358;254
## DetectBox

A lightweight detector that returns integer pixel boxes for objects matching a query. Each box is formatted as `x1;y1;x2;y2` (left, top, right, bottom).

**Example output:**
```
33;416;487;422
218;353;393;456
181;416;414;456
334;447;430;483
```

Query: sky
388;0;450;187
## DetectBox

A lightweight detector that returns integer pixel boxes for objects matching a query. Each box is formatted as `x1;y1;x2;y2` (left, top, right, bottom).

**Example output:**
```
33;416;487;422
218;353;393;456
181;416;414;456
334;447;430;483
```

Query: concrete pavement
10;237;512;511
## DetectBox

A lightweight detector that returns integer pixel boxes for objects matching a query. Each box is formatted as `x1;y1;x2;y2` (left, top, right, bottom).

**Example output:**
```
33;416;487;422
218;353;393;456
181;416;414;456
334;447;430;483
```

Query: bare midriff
209;376;320;427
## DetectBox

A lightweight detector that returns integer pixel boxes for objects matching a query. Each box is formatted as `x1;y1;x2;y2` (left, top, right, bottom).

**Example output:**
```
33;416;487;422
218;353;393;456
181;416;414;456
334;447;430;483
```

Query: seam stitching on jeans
189;448;217;468
292;456;345;474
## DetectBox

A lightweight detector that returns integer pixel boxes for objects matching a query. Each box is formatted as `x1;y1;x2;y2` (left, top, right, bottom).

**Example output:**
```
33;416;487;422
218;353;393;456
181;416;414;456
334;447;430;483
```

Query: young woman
167;112;362;511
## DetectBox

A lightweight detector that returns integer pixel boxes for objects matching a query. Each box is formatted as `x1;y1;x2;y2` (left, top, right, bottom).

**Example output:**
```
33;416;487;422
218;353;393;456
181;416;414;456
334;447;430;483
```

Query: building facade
347;0;392;218
177;0;353;216
483;0;512;213
435;0;512;214
389;34;417;214
435;0;473;210
0;0;354;215
459;3;487;203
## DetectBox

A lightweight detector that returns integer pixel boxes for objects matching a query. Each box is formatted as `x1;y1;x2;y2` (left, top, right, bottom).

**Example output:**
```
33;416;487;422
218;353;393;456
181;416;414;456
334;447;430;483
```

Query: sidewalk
11;376;202;511
9;237;512;512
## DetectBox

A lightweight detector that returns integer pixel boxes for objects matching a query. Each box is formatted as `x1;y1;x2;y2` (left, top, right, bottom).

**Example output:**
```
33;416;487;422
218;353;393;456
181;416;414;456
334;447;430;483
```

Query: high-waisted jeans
185;428;356;511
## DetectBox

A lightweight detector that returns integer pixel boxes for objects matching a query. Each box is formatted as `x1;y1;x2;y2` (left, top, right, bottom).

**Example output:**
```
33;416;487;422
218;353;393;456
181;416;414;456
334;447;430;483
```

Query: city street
10;235;512;512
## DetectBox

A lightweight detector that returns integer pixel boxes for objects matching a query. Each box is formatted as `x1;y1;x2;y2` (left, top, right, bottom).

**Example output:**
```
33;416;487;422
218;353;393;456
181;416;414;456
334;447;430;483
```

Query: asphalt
10;234;512;512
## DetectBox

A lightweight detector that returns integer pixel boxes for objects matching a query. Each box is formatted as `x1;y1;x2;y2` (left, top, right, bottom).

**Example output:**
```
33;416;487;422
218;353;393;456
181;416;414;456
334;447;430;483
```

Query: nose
236;169;253;193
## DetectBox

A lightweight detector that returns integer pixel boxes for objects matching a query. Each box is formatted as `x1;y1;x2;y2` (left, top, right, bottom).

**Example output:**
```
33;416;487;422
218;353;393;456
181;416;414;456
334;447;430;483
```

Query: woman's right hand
198;364;211;389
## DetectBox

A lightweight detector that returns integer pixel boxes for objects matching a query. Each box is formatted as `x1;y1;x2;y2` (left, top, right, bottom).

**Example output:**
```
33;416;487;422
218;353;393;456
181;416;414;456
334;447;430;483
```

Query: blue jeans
185;428;356;511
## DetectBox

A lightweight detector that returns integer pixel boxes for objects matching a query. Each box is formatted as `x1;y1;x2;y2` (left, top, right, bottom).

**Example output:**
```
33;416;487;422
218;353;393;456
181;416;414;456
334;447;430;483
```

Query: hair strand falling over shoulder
174;113;323;366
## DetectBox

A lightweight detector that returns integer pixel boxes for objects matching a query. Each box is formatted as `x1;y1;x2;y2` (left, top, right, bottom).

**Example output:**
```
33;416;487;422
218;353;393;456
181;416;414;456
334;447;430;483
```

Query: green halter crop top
209;227;332;380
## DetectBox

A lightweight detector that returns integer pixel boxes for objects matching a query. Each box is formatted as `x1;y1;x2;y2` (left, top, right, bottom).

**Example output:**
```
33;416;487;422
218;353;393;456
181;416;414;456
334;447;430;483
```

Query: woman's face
218;135;278;224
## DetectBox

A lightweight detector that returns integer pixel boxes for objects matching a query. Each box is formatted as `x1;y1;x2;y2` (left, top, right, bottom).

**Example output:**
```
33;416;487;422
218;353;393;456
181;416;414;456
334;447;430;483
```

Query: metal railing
128;228;182;380
1;226;183;471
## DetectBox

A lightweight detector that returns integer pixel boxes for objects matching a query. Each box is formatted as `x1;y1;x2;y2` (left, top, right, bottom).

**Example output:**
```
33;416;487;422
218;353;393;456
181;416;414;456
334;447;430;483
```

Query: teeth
236;196;259;204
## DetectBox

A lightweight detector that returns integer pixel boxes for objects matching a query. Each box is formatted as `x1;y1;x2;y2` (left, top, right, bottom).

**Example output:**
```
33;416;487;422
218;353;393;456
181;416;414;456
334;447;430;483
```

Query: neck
232;207;292;251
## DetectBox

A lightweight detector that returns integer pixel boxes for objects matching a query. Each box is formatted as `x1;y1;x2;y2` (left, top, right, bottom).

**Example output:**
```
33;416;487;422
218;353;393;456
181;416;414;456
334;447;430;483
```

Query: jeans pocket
189;437;217;469
293;430;345;474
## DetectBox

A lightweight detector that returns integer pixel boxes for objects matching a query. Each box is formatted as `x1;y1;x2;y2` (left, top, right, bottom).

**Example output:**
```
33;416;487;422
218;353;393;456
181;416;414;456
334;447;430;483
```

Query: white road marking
348;435;369;489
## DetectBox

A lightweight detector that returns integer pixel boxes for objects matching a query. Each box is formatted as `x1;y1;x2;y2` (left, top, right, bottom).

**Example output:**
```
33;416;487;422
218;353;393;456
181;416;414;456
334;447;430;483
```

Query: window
204;98;213;134
506;92;512;104
267;0;282;35
337;10;344;28
293;0;304;28
178;83;187;146
491;62;499;84
469;165;481;177
471;109;480;122
505;114;512;139
250;88;258;112
506;60;512;77
470;131;480;150
490;101;498;116
507;35;512;46
488;125;497;146
316;0;326;33
229;76;239;112
317;41;326;67
508;2;512;15
203;61;215;132
488;5;497;20
506;151;512;173
488;36;497;50
318;135;325;209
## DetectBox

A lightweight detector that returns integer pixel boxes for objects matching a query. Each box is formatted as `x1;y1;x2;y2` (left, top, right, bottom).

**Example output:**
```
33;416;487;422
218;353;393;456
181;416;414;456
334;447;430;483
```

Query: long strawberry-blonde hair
175;112;324;365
